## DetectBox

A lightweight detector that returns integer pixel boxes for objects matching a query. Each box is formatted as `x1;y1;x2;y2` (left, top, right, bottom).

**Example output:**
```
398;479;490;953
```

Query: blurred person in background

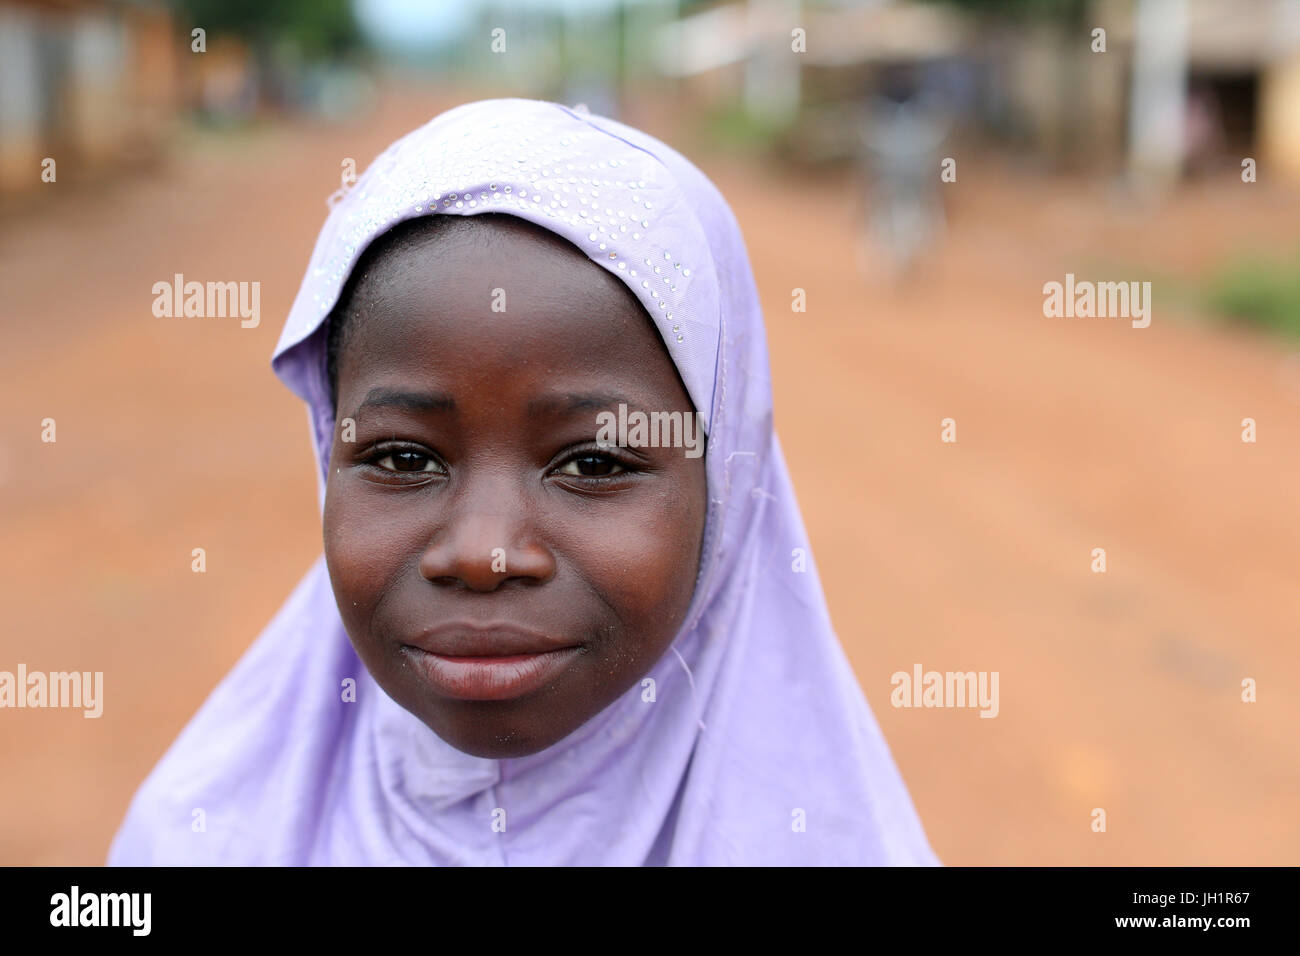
855;63;953;282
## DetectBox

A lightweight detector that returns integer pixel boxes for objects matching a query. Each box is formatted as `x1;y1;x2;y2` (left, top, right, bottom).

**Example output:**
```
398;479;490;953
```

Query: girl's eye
375;450;440;473
558;454;625;478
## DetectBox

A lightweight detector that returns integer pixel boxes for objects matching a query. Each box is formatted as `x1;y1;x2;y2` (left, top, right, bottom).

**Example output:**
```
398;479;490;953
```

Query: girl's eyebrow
526;392;641;417
356;387;456;414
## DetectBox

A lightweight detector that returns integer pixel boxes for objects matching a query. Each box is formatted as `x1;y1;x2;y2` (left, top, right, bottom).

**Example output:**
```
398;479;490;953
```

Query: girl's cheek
324;493;386;610
597;516;700;620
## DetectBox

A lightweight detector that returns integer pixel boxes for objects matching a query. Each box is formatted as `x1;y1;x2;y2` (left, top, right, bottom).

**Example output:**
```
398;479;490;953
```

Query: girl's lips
402;645;582;701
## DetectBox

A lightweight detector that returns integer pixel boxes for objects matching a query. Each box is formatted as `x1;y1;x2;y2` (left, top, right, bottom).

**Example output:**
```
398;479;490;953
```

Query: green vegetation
1203;252;1300;338
919;0;1089;20
170;0;363;58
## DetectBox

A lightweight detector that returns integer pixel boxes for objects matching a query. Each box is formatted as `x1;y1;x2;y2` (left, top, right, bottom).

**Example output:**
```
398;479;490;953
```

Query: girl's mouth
401;645;583;701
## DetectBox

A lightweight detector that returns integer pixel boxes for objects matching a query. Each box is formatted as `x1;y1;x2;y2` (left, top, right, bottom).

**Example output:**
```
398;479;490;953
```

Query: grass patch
1202;251;1300;338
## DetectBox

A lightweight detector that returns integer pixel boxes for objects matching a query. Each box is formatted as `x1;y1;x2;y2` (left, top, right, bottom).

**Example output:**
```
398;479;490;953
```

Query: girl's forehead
341;268;684;399
344;216;645;341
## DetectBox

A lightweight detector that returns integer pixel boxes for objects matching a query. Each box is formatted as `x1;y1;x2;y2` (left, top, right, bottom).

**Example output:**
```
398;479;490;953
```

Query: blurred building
656;0;1300;183
1109;0;1300;182
1015;0;1300;183
0;0;177;196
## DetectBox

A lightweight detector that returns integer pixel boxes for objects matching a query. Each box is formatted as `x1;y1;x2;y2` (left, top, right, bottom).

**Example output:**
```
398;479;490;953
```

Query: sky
353;0;656;49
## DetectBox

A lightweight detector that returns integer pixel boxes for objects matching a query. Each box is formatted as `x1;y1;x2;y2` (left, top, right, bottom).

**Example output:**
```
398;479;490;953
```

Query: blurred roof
1106;0;1300;68
655;0;971;77
803;1;972;65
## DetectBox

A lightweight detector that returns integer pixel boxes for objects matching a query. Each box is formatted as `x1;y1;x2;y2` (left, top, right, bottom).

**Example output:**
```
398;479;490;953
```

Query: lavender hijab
109;99;938;866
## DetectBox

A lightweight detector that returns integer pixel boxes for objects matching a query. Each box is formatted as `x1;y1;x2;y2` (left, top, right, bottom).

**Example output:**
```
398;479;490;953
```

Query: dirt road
1;84;1296;864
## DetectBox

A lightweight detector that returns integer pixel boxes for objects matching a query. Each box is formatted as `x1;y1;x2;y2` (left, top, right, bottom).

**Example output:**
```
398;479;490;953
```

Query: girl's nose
417;507;556;592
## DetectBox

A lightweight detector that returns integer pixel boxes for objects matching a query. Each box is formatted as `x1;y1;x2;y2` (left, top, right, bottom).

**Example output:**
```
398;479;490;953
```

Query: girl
108;99;939;865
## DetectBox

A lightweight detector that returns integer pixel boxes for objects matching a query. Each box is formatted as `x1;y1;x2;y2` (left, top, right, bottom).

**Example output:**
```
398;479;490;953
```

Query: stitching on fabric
670;646;707;733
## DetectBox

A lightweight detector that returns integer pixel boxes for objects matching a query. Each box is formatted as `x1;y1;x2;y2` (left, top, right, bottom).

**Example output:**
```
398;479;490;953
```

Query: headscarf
108;99;939;865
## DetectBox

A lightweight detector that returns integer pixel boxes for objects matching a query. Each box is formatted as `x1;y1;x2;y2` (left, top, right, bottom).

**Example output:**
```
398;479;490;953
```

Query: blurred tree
171;0;363;59
923;0;1088;17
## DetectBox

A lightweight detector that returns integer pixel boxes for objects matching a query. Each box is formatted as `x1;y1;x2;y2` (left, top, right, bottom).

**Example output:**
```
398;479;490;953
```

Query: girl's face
323;217;708;758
